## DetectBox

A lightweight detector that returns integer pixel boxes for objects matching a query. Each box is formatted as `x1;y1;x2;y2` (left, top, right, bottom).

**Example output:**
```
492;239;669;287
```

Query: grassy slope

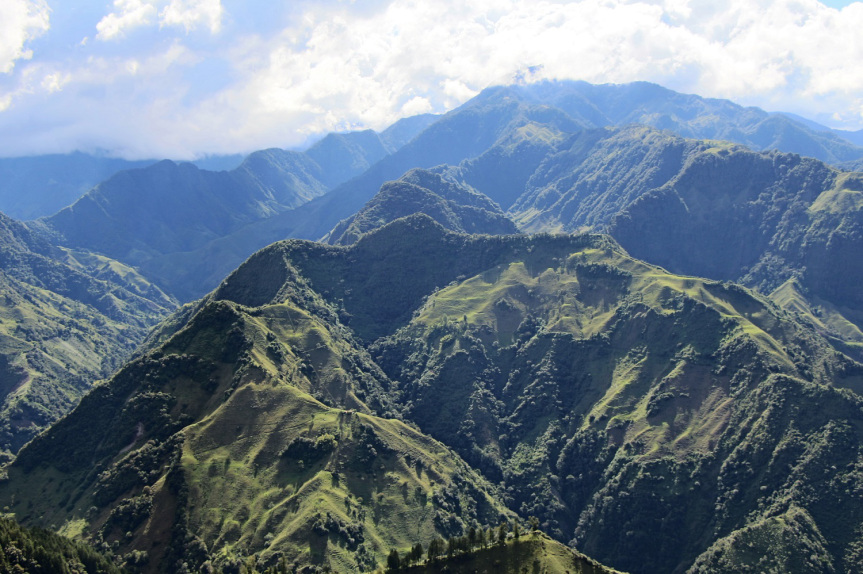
347;219;863;573
6;217;863;573
605;146;863;343
770;278;863;361
493;125;863;357
0;253;509;573
509;125;709;233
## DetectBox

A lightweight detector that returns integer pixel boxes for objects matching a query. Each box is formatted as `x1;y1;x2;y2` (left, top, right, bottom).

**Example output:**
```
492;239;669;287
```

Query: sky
1;0;862;160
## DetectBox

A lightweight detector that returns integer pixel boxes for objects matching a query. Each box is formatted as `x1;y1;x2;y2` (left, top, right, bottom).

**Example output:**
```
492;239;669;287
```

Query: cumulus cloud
0;0;50;74
97;0;222;40
160;0;223;34
202;0;863;148
96;0;158;41
2;0;863;159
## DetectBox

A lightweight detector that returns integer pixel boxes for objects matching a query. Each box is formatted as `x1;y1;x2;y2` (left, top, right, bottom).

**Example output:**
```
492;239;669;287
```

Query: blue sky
1;0;863;159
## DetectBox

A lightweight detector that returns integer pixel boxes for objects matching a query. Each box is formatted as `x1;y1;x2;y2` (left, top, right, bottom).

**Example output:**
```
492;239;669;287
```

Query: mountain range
3;79;863;573
4;216;863;573
23;80;863;303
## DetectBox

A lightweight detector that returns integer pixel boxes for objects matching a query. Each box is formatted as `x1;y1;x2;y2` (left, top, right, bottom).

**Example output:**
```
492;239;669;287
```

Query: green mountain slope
202;216;863;573
452;120;571;212
245;86;581;245
0;211;176;459
508;125;706;232
115;91;581;301
43;151;327;274
0;240;510;572
35;80;863;305
460;121;863;354
326;168;517;245
770;278;863;361
606;147;863;340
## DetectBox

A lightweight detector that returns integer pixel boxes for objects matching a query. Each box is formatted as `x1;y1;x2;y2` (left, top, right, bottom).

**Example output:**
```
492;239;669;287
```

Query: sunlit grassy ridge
771;278;863;362
808;172;863;214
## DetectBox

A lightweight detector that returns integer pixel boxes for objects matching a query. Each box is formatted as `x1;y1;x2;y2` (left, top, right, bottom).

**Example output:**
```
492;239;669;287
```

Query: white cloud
4;0;863;159
96;0;158;41
40;71;69;93
0;0;50;74
97;0;222;40
160;0;223;34
400;96;433;116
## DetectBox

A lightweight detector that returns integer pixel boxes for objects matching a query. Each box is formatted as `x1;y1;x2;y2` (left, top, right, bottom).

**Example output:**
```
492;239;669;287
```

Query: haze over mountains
0;153;247;221
3;79;863;572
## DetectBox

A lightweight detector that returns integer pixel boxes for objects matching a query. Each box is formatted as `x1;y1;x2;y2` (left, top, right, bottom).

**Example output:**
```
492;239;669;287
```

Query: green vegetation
602;144;863;354
770;278;863;361
689;507;835;573
490;119;863;357
42;152;329;302
7;79;863;573
0;515;123;573
509;125;709;233
359;221;863;573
